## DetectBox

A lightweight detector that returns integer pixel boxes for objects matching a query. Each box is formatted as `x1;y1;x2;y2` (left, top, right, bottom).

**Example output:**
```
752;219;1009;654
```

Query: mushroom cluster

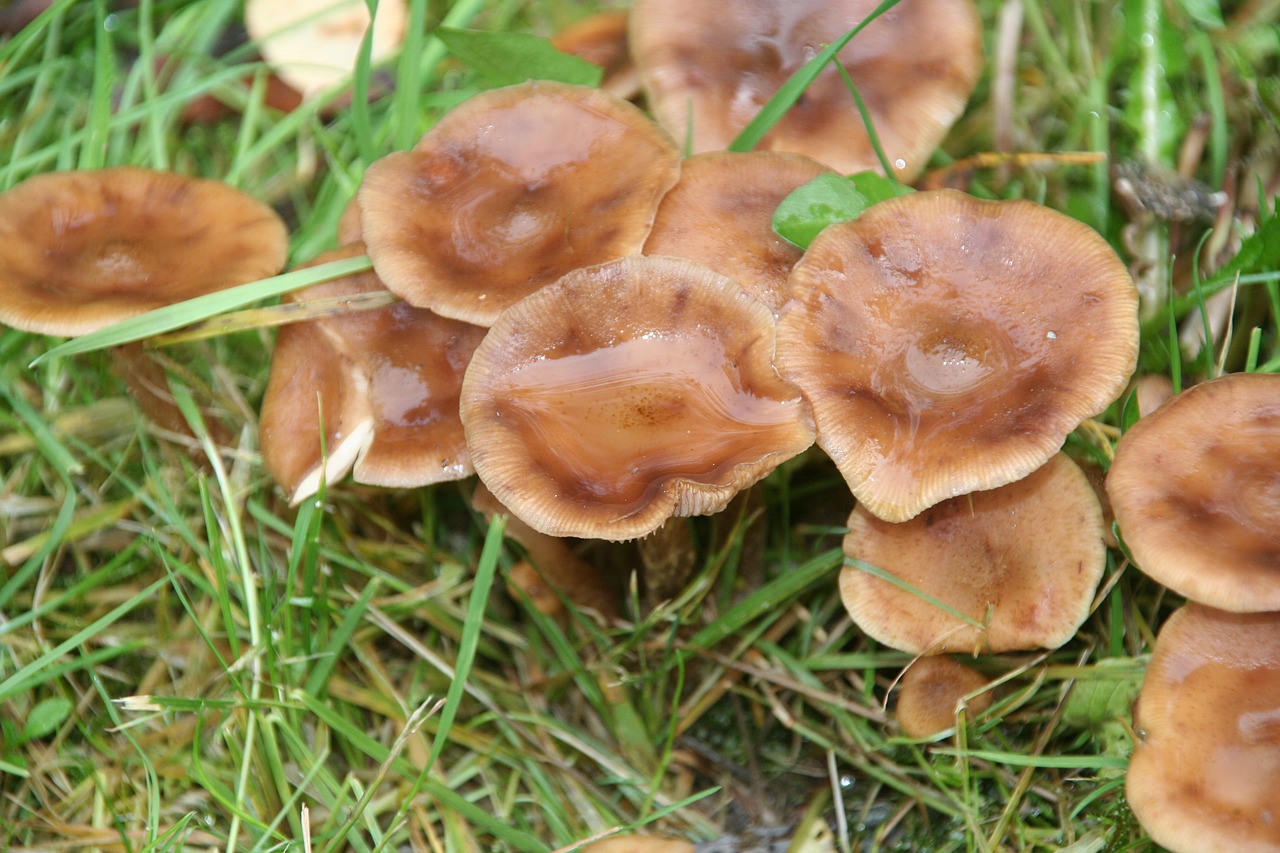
1105;372;1280;852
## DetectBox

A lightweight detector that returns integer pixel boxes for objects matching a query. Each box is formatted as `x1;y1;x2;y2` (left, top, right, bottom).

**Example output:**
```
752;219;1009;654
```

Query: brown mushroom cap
841;453;1107;654
896;656;994;738
260;246;486;503
629;0;983;180
0;167;288;336
244;0;407;102
776;190;1139;522
1107;373;1280;612
358;81;681;326
1127;603;1280;853
459;255;816;541
642;151;832;311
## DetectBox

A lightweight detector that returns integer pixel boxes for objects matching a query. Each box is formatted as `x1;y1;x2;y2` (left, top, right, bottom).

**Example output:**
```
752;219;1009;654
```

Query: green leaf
18;696;73;743
772;173;868;249
1059;658;1145;731
848;171;915;206
772;171;914;249
1217;212;1280;282
435;28;603;88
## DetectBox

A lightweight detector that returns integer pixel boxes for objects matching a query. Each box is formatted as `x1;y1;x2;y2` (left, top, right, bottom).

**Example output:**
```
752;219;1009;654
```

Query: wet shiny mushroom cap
260;246;487;503
460;255;816;541
1107;372;1280;612
245;0;407;102
1127;603;1280;853
777;190;1139;522
629;0;982;180
896;656;994;738
642;151;832;311
0;166;287;336
841;453;1107;654
359;81;681;326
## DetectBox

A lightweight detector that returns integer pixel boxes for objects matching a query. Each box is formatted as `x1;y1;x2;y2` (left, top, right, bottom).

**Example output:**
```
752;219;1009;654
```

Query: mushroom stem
638;518;697;603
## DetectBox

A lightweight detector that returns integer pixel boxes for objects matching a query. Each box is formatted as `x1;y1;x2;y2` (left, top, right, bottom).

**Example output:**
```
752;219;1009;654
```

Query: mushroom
775;189;1139;522
841;453;1108;654
459;255;816;541
358;80;681;326
0;166;288;438
260;245;487;504
629;0;983;180
642;150;832;311
244;0;407;104
1106;372;1280;612
895;655;994;738
1127;602;1280;853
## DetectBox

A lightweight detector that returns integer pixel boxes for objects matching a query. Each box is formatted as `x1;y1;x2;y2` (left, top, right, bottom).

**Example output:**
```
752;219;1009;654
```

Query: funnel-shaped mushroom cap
1107;373;1280;612
1127;603;1280;853
629;0;982;181
896;656;994;738
261;246;487;503
841;453;1107;654
460;255;816;541
359;81;681;326
643;151;832;311
777;190;1139;522
245;0;407;102
0;167;288;336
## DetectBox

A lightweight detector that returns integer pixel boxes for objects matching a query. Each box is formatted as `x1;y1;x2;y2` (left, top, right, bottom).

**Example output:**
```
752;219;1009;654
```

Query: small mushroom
260;245;487;503
895;655;994;738
629;0;983;180
841;453;1107;654
0;167;287;335
1107;372;1280;612
776;189;1139;522
642;150;832;311
459;255;816;541
358;81;681;326
1127;603;1280;853
0;166;288;438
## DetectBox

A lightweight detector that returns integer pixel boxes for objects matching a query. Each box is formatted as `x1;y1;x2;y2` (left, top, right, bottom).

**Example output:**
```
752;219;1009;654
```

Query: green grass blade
424;514;506;773
729;0;902;154
30;255;372;365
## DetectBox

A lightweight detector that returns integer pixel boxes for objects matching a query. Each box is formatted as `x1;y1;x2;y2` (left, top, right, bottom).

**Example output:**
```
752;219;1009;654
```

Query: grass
1;0;1278;851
